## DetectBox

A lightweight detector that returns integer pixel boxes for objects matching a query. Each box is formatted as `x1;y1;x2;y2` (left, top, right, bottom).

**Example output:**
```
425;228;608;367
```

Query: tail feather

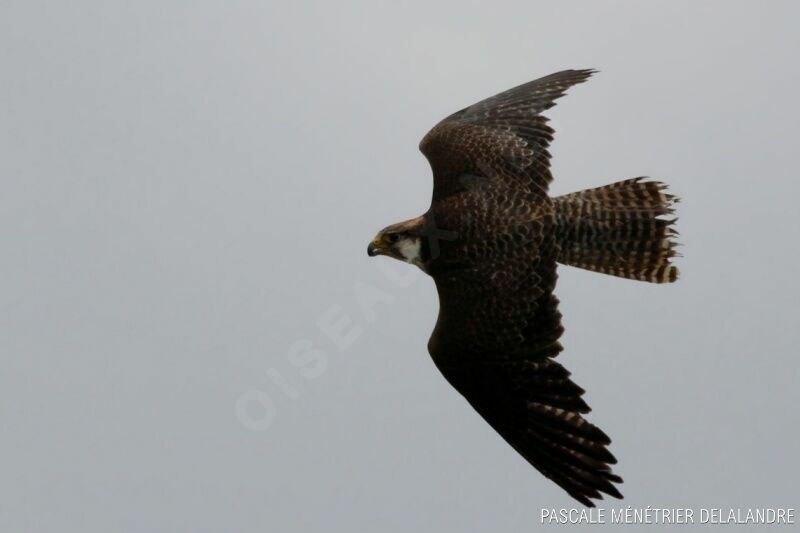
554;177;680;283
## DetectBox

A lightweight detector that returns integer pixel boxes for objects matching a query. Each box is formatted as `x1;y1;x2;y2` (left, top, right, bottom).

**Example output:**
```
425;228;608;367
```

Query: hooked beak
367;236;385;257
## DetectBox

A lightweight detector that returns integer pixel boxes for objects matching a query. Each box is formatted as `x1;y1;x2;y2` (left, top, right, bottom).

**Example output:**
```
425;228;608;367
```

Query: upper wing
428;235;622;507
420;69;595;202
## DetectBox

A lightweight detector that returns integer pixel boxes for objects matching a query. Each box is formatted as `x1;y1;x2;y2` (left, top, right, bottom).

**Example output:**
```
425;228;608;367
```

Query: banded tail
554;177;680;283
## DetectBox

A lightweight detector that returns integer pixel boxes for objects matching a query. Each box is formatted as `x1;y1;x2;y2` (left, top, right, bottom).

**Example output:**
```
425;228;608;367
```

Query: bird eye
387;233;399;243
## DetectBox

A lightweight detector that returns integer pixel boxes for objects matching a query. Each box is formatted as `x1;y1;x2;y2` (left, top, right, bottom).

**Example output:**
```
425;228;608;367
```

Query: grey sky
1;1;798;531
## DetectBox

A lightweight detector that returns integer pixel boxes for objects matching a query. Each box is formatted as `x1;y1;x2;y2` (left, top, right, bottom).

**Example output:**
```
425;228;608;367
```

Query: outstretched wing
420;68;618;505
428;235;622;506
420;69;595;202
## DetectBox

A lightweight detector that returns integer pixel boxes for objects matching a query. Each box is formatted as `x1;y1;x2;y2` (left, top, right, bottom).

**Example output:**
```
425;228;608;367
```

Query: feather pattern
554;178;680;282
376;69;678;506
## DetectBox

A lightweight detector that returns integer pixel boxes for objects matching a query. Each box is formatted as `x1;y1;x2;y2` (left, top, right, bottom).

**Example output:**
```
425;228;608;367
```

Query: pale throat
397;237;422;265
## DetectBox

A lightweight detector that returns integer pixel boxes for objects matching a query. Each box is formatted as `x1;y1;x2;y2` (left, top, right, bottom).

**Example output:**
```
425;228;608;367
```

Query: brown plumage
367;69;679;506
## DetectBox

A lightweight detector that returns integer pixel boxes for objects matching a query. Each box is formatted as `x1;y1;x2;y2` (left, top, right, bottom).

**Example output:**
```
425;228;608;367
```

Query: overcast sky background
2;1;799;531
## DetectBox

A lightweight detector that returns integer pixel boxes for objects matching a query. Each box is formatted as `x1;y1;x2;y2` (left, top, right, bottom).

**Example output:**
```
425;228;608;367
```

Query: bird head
367;216;425;267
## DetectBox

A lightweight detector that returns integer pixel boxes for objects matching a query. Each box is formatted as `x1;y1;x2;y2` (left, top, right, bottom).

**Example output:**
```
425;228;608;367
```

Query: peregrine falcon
367;69;679;506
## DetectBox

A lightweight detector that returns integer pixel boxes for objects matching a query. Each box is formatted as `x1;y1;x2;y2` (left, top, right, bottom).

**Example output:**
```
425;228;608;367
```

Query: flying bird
367;69;679;506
